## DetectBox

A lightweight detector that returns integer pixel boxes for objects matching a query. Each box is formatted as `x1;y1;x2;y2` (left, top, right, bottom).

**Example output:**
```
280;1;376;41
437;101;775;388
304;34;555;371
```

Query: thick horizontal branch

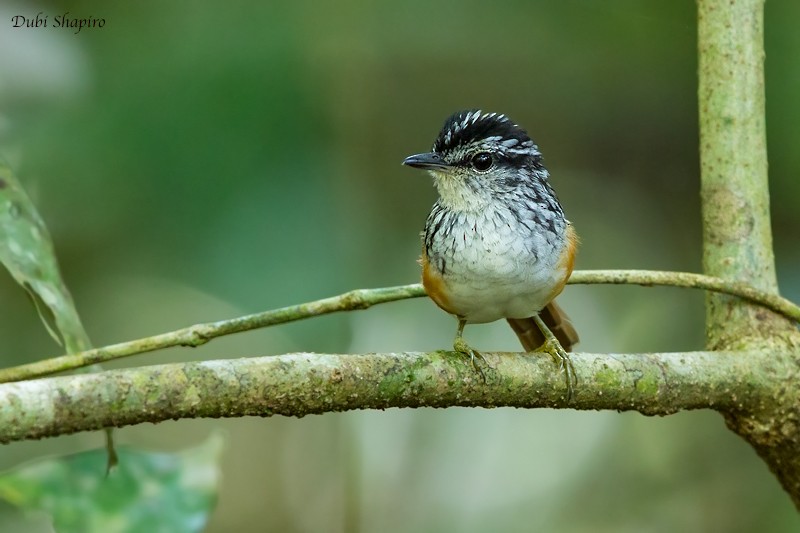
0;349;773;443
1;269;796;384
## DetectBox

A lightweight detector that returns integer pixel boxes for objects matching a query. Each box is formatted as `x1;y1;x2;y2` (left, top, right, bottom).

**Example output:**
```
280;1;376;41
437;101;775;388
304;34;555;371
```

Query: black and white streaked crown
432;110;541;161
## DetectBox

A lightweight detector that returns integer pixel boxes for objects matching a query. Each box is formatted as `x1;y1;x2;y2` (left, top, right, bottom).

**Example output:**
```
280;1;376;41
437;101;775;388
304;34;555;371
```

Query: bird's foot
453;336;487;382
535;337;577;401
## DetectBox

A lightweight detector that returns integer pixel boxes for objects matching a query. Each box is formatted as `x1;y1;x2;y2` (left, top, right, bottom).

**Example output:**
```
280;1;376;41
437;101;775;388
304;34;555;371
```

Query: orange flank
560;222;579;275
546;222;579;302
420;250;457;315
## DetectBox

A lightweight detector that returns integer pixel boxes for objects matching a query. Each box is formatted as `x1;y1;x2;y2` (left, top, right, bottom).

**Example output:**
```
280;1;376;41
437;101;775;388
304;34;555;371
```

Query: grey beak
402;152;450;170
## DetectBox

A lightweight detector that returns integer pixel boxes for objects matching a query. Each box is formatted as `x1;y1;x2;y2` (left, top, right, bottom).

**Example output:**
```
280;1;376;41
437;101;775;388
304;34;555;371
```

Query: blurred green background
1;0;799;531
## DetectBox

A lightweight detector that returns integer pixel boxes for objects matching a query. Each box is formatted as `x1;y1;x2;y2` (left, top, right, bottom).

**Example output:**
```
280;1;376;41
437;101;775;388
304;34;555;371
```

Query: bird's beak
402;152;451;170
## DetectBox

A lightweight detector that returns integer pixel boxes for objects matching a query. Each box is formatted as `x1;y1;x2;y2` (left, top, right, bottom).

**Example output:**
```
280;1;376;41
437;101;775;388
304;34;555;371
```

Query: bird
402;109;579;398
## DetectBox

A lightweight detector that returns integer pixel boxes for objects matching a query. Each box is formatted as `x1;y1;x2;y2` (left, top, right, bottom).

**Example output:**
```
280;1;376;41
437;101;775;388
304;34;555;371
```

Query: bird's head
403;110;547;211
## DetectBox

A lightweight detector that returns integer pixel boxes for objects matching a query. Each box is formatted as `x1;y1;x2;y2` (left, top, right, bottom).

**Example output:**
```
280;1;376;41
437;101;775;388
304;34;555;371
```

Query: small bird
403;110;579;397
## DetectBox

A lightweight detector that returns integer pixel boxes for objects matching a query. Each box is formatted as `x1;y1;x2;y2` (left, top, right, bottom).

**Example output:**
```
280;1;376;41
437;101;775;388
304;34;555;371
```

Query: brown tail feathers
507;301;579;352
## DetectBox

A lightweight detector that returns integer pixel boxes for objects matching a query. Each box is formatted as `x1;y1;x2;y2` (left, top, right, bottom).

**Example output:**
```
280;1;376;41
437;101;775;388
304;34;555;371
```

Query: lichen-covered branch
0;349;775;443
1;269;797;384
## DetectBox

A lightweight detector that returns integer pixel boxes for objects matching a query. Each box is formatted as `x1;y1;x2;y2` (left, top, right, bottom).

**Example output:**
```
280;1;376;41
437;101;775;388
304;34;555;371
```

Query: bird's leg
452;318;486;381
532;314;577;401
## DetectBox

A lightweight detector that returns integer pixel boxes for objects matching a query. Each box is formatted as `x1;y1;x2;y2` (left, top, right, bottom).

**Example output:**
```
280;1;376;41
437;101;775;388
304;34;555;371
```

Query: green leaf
0;432;224;533
0;159;90;353
0;159;120;469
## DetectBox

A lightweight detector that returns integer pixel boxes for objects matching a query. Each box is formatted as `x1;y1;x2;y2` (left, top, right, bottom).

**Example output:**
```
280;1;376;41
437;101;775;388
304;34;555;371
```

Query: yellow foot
453;337;487;382
536;338;577;401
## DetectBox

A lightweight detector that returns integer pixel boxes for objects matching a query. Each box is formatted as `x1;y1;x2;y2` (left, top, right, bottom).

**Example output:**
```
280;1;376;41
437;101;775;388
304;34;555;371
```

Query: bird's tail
506;301;579;352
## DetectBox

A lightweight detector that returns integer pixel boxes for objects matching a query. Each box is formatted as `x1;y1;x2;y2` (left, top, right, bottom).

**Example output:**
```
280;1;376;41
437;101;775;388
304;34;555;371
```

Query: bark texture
698;0;800;507
0;350;775;443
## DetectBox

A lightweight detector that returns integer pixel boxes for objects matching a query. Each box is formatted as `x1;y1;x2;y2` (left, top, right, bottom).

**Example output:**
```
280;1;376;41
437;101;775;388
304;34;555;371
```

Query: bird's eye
471;152;493;172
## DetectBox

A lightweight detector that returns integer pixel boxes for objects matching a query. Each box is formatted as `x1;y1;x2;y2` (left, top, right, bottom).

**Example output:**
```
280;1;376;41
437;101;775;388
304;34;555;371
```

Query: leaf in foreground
0;432;225;533
0;159;118;467
0;159;90;353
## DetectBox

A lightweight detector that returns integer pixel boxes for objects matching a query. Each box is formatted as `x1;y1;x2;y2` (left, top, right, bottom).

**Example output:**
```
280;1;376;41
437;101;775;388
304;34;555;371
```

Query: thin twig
568;270;800;322
0;269;796;383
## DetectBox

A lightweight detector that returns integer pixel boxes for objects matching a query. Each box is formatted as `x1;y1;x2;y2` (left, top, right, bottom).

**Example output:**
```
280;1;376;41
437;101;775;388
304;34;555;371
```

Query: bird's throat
431;172;492;213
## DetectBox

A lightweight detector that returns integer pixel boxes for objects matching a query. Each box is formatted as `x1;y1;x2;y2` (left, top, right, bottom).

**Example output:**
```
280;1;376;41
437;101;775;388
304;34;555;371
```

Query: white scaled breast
432;205;567;324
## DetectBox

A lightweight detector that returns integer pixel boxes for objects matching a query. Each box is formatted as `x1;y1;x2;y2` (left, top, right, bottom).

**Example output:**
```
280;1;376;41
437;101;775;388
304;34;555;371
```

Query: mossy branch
0;269;797;384
0;348;776;444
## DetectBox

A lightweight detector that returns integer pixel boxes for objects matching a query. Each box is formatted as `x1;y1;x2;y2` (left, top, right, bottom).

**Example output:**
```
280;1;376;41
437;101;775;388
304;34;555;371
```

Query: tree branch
1;269;797;384
569;270;800;321
0;349;775;444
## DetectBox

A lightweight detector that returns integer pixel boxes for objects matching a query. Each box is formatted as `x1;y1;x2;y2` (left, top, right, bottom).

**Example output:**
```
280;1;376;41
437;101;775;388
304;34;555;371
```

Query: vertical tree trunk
697;0;800;507
698;0;782;346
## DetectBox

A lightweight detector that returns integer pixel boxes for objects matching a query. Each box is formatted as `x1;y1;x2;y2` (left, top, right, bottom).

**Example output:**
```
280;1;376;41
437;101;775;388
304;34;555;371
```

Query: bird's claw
536;338;577;401
453;337;487;382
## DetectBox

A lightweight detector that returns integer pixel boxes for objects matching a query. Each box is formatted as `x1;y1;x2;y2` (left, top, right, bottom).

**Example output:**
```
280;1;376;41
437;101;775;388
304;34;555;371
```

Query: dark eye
471;152;493;171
